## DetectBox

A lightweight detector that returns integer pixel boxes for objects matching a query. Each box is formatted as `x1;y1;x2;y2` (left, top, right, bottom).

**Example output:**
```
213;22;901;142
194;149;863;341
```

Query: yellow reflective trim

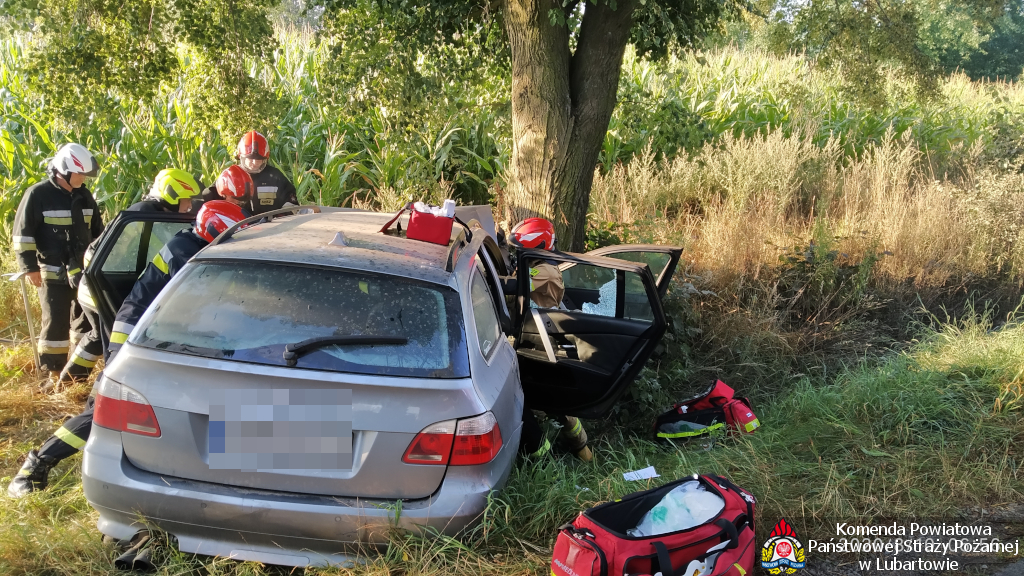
54;426;86;449
744;419;760;433
12;242;36;252
530;438;551;458
42;270;61;280
67;267;81;276
71;354;97;368
84;215;92;224
152;253;169;274
656;422;726;439
734;563;747;575
43;217;73;225
110;332;129;344
39;343;69;354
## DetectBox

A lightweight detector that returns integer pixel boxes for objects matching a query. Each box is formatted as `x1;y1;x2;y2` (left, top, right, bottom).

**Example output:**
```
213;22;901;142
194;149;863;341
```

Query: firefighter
206;165;255;215
6;201;249;498
508;218;593;462
12;143;104;385
128;169;203;213
107;200;247;358
58;170;206;383
198;131;296;215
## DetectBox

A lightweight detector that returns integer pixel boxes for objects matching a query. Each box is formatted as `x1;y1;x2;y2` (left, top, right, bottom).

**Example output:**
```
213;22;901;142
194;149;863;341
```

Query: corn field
2;27;1024;245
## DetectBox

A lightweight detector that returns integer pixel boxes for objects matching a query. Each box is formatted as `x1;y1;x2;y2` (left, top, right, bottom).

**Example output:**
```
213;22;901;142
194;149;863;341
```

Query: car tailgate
106;347;487;499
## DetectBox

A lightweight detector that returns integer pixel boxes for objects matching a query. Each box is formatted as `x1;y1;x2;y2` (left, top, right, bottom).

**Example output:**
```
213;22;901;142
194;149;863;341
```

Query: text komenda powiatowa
835;523;992;537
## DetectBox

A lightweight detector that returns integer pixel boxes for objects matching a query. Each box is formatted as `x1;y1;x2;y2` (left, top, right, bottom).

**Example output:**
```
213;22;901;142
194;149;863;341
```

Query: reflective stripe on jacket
12;178;104;279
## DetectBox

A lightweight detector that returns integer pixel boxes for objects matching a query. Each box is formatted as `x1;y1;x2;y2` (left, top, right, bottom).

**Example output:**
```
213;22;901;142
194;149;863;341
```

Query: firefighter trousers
60;307;103;380
37;395;94;462
520;410;582;455
37;280;101;376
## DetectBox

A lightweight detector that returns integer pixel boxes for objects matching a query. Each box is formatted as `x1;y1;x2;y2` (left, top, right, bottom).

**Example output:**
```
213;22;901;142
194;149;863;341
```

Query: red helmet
216;165;254;200
195;200;247;243
237;130;269;159
511;218;556;250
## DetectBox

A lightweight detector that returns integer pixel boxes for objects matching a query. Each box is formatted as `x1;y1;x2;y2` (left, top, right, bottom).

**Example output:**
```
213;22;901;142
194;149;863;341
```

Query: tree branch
568;0;636;142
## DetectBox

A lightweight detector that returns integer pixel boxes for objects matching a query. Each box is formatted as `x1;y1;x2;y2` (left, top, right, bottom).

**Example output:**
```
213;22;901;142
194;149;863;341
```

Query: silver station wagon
79;206;681;567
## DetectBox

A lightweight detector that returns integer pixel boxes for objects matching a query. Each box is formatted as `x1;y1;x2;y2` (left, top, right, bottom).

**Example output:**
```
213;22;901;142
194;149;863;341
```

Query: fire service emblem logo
761;518;806;574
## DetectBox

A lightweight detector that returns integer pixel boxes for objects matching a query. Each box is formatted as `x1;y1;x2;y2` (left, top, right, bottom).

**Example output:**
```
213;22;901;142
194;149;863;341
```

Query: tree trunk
504;0;636;252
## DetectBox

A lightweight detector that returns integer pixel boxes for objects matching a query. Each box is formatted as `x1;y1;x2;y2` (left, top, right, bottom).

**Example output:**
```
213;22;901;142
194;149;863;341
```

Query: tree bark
504;0;636;252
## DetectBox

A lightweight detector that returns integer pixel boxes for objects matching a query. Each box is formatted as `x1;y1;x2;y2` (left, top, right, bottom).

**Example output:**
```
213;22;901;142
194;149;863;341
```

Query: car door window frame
577;244;683;298
469;263;503;363
84;211;195;340
477;246;511;332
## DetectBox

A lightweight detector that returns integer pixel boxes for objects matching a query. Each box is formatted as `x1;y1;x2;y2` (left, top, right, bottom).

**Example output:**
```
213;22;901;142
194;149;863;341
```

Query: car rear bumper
82;424;521;567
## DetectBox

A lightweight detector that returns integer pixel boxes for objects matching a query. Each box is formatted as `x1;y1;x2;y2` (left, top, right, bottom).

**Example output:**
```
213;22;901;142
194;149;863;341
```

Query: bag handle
653;541;674;576
378;202;412;234
714;518;739;550
453;215;473;242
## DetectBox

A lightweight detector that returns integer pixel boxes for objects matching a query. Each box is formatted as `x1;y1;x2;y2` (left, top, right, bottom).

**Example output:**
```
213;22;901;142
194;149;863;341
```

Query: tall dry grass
591;129;1024;297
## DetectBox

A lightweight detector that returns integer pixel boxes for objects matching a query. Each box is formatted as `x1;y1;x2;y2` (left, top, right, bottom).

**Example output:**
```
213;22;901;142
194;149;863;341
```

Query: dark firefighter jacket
198;164;297;216
12;178;104;282
107;229;208;359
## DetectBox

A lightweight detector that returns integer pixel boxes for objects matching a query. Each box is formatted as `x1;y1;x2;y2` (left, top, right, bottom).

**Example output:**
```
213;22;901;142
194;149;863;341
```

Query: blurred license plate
208;388;353;471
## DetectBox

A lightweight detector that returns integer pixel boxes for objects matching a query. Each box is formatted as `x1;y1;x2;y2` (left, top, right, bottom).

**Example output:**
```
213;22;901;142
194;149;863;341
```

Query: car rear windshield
134;261;470;378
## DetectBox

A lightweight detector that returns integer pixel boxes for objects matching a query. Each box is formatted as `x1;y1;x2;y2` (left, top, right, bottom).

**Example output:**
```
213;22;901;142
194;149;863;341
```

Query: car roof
196;210;459;285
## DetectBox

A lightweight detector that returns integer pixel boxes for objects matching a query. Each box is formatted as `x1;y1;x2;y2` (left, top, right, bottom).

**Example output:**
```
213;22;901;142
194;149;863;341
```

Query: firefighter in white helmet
11;143;105;386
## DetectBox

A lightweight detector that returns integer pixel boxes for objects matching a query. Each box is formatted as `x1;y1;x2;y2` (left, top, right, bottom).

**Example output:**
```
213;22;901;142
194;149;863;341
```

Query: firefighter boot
6;450;58;498
558;416;593;462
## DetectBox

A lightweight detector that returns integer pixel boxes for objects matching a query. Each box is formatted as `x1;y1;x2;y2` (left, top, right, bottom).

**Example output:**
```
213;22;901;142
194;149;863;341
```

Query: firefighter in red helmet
200;131;296;215
212;165;255;214
508;217;593;462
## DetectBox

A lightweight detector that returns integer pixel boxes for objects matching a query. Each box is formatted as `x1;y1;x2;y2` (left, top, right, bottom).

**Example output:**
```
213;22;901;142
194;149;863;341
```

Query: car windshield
133;261;469;378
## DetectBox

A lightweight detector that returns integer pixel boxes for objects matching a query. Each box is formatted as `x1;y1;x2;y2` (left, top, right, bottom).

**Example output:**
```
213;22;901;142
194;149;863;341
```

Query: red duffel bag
551;474;756;576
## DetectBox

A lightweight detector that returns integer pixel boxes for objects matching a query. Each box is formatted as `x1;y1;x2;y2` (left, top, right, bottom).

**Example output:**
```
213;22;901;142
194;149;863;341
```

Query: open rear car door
585;244;683;299
512;249;667;418
83;211;194;347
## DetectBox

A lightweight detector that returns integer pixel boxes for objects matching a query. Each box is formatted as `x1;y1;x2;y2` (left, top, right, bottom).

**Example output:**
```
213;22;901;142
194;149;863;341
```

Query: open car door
513;249;667;418
83;211;194;346
584;244;683;299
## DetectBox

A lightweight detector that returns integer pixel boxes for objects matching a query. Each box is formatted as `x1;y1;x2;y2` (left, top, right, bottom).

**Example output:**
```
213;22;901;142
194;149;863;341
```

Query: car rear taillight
403;412;503;466
402;420;456;464
94;376;161;437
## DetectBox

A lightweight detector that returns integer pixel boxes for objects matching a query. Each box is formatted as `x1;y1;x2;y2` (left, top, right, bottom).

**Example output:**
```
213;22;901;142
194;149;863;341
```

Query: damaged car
79;206;681;567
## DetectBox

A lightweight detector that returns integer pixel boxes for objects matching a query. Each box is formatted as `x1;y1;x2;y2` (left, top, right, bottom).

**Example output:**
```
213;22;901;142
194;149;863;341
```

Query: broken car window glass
135;262;469;378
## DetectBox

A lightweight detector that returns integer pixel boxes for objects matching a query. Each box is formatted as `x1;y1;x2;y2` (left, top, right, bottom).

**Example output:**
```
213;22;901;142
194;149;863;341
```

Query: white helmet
49;143;99;178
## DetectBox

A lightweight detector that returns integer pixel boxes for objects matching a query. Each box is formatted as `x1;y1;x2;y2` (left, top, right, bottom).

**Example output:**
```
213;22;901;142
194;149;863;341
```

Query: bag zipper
584;475;730;540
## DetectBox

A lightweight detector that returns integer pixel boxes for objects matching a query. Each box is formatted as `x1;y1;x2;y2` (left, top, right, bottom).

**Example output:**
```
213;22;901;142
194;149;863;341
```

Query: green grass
1;306;1021;575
